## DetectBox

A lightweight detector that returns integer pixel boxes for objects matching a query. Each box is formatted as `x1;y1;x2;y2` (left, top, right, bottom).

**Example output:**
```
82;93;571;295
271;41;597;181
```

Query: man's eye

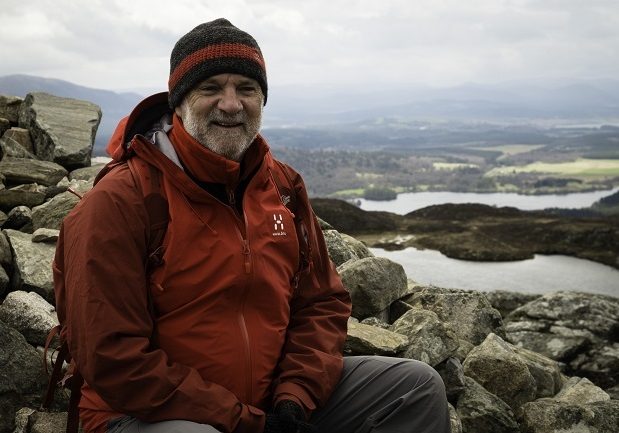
200;85;219;93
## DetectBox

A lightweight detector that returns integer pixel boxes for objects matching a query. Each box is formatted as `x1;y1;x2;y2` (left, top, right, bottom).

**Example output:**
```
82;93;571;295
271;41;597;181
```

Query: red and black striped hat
168;18;267;108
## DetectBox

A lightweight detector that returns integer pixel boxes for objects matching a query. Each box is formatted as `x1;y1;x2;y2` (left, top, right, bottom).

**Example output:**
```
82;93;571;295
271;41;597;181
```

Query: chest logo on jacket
272;214;287;237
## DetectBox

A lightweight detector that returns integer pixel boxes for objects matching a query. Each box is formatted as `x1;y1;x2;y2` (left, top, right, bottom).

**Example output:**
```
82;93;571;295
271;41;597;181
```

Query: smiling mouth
212;121;243;128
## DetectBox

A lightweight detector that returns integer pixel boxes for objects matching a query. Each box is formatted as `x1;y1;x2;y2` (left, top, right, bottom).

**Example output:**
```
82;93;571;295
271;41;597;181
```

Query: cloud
0;0;617;92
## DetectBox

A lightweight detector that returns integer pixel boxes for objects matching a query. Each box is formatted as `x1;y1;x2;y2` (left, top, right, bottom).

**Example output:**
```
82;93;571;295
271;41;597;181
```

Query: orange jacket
53;93;351;433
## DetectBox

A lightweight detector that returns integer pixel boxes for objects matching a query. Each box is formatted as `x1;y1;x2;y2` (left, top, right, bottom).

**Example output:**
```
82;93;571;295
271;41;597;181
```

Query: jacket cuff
233;404;265;433
273;382;316;418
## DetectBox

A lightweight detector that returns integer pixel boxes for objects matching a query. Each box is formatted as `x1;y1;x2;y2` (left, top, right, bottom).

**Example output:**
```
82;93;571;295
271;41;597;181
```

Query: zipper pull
242;240;251;274
228;189;236;207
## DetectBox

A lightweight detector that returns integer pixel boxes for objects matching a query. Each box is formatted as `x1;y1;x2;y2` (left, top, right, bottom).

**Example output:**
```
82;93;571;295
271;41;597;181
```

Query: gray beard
179;104;262;162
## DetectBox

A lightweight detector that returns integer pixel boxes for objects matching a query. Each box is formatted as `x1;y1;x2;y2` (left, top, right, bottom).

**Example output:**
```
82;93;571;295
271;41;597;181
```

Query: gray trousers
107;356;450;433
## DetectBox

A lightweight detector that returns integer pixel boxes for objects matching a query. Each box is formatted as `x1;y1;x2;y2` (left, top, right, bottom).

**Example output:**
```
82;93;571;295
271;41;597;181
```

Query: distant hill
0;74;143;155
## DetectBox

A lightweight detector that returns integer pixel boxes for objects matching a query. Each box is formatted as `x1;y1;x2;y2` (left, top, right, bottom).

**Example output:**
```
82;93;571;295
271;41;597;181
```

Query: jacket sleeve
54;164;263;433
271;167;352;415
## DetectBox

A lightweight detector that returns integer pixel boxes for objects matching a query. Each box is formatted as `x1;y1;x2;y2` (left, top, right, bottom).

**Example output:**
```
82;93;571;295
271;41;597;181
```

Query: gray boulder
0;230;12;270
435;357;466;402
0;266;8;298
0;118;9;137
31;228;60;243
68;163;105;182
18;92;101;168
505;291;619;388
0;136;37;160
403;286;504;348
448;403;462;433
4;229;55;303
484;290;542;319
13;408;68;433
3;206;32;231
0;95;22;124
2;128;33;152
390;308;459;366
344;318;409;356
519;399;619;433
0;184;47;212
0;157;67;187
554;377;610;404
31;189;82;231
323;230;373;267
0;320;48;433
456;376;519;433
338;256;408;320
569;342;619;389
0;291;58;346
462;333;537;411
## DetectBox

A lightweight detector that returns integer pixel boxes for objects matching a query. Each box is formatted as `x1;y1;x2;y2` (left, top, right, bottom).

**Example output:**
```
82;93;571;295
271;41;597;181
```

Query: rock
605;384;619;400
324;230;361;266
448;403;463;433
484;290;543;319
0;210;7;227
519;399;619;433
3;229;55;303
18;92;101;169
0;184;47;212
0;320;48;433
31;228;60;243
0;291;59;346
360;316;390;329
338;256;408;320
3;206;32;231
0;95;23;124
12;408;67;433
403;286;504;347
0;136;37;160
505;291;619;388
2;127;33;152
456;376;519;433
0;230;12;270
513;344;565;399
554;377;610;404
0;266;8;298
462;333;537;411
0;157;67;187
340;233;373;259
69;163;105;182
0;118;10;137
435;357;466;402
31;190;81;231
390;308;459;366
344;319;409;356
569;343;619;389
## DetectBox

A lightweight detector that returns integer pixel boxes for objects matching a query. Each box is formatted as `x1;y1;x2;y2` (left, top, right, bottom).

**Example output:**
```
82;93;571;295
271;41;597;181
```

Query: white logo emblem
272;214;287;236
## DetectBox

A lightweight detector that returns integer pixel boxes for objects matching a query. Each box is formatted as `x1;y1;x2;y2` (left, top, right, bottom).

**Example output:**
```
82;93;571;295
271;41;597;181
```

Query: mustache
208;110;247;124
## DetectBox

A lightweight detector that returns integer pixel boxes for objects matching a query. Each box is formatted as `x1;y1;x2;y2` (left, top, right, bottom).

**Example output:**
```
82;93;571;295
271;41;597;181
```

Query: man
54;18;450;433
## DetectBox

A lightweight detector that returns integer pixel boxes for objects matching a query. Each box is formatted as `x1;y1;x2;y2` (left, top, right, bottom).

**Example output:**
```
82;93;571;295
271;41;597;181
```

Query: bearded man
54;18;451;433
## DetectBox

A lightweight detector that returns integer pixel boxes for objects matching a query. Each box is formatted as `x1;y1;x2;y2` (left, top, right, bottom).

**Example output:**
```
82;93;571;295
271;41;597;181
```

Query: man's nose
217;88;243;114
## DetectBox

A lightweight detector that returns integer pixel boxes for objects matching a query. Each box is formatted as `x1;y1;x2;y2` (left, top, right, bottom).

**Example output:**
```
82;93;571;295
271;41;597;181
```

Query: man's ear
174;106;182;117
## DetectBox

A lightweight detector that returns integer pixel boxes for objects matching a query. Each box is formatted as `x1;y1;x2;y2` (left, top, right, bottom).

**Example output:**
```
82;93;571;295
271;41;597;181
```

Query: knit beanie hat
168;18;267;108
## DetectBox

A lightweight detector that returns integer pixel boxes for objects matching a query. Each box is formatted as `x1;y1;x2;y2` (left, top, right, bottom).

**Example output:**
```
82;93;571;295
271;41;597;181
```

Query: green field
486;158;619;177
472;144;545;157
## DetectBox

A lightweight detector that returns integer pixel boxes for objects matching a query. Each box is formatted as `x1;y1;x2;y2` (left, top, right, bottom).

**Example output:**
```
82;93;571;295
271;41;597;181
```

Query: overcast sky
1;0;618;94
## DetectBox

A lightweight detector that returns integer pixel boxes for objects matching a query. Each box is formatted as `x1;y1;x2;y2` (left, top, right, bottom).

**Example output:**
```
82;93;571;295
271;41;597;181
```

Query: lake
371;247;619;298
358;187;619;214
360;188;619;297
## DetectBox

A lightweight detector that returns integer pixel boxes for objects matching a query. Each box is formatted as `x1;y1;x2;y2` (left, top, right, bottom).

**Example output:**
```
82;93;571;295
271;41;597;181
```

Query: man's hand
263;400;316;433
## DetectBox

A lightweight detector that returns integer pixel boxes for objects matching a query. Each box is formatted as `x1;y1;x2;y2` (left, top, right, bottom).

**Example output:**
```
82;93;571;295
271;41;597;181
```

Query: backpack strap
270;160;312;290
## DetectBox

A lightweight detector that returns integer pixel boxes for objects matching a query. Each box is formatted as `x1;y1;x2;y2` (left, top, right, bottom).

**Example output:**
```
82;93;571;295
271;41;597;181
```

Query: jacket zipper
227;187;253;403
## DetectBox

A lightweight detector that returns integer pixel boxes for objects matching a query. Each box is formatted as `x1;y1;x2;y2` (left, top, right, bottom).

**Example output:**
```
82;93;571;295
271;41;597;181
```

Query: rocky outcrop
505;291;619;389
1;91;618;433
18;92;101;169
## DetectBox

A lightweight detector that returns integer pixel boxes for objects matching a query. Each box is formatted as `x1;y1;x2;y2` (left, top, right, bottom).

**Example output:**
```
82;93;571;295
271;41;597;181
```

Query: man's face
175;73;263;162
